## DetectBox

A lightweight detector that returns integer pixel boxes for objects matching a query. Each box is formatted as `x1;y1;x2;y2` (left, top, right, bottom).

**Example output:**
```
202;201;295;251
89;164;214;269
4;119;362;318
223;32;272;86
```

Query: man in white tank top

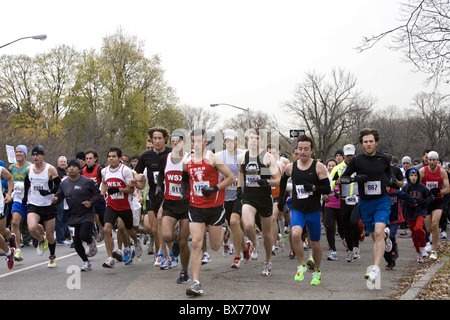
23;145;61;268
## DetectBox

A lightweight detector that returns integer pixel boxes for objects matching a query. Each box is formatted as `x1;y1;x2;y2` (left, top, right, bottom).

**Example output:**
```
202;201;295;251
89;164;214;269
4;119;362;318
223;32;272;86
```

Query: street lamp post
210;103;250;133
0;34;47;49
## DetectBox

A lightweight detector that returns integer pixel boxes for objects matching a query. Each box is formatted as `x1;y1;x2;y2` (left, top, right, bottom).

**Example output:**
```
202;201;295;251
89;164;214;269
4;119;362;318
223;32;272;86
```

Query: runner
156;130;191;281
22;145;61;267
419;151;450;261
8;145;30;261
215;130;250;268
0;165;14;269
340;128;396;284
101;147;139;267
182;128;235;296
134;127;172;267
278;134;330;285
52;159;103;271
238;128;281;277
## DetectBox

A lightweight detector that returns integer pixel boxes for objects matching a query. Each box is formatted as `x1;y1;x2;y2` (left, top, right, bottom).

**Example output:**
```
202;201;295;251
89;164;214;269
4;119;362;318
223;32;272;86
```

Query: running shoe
36;236;47;256
123;249;133;265
154;253;164;267
223;243;232;258
346;250;354;263
364;266;380;283
288;251;296;259
429;251;438;261
81;260;92;271
5;248;15;269
186;280;203;296
160;255;171;269
86;238;97;257
353;247;360;260
231;256;242;269
417;253;424;263
177;270;189;284
170;253;178;268
311;270;321;285
112;249;123;262
13;249;23;262
262;261;272;276
385;262;394;270
135;239;143;258
295;265;307;281
251;245;259;260
242;241;251;261
327;250;338;261
201;252;211;264
384;227;392;252
102;257;115;268
96;230;104;243
48;255;56;268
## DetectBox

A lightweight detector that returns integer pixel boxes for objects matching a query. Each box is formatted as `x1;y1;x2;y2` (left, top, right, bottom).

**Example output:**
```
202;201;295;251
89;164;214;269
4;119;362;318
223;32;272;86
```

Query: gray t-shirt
55;175;102;225
215;149;243;202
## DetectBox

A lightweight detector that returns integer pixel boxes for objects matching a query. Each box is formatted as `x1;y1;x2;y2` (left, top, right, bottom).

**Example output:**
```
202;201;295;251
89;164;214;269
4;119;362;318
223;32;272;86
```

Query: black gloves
201;185;219;197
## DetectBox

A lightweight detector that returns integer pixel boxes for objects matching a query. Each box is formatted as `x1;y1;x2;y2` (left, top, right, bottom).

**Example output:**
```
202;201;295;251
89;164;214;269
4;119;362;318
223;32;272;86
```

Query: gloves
236;186;243;199
155;185;164;202
201;185;219;197
39;189;52;196
108;187;120;195
256;179;270;187
303;182;315;192
430;188;441;196
355;175;369;183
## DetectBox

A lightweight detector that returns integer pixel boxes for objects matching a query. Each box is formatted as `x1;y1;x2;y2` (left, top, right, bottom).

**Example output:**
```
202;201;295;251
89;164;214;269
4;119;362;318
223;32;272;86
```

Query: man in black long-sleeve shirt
52;159;103;271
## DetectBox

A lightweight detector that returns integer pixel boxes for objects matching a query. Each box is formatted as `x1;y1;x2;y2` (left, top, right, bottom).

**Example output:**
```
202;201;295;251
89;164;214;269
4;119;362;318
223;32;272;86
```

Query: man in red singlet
181;128;235;296
419;151;450;260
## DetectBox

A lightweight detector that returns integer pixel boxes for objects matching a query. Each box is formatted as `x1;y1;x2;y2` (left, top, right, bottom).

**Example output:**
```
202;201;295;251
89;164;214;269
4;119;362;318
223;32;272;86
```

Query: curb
399;255;450;300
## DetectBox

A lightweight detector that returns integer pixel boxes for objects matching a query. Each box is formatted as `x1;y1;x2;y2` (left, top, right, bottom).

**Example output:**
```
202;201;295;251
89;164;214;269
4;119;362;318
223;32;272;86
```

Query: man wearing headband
419;150;450;261
8;145;31;261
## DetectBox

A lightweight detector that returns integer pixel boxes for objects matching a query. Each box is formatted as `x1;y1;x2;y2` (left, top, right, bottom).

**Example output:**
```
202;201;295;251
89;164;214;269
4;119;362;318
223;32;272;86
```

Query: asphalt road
0;228;422;304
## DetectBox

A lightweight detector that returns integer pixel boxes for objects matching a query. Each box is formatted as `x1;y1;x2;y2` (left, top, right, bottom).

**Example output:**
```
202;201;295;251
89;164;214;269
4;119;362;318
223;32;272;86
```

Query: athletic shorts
163;199;189;220
242;196;273;218
224;199;242;224
188;205;225;226
427;198;446;215
104;206;134;230
11;201;28;219
290;210;321;242
27;204;57;222
358;195;391;233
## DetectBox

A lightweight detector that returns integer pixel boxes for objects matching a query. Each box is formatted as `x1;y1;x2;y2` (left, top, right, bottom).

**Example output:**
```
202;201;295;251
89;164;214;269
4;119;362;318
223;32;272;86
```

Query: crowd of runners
0;126;449;297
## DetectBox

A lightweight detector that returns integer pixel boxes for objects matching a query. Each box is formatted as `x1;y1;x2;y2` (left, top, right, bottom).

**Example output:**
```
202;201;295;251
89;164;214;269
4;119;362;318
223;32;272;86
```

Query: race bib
295;184;313;199
345;195;359;205
364;181;381;195
246;175;261;187
168;182;182;197
226;178;238;191
193;181;210;196
153;171;159;184
110;192;124;200
426;181;438;190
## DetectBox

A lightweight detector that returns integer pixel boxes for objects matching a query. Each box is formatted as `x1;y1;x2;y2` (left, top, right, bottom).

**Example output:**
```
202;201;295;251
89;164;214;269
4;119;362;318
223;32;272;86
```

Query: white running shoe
364;266;380;283
81;260;92;271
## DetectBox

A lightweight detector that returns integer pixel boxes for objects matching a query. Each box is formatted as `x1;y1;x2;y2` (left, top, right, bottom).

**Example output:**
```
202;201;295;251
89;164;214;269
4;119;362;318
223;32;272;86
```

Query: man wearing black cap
76;151;86;170
23;145;61;267
52;159;103;271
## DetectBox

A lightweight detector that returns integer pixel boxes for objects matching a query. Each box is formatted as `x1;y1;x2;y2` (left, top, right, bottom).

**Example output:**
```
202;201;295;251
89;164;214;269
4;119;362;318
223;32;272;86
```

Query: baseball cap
170;129;185;141
31;145;44;155
428;151;439;159
224;130;238;140
343;144;355;156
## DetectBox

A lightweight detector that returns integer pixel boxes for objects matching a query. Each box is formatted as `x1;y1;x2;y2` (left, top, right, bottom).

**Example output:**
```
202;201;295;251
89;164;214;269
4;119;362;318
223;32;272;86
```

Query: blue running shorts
358;195;391;233
290;210;321;242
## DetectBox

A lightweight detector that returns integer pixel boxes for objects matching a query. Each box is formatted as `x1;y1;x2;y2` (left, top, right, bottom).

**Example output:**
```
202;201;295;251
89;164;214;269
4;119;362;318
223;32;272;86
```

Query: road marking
0;243;105;279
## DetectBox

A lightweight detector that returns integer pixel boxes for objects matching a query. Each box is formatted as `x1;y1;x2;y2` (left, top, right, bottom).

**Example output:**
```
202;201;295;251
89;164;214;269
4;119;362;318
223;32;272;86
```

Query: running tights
72;221;94;262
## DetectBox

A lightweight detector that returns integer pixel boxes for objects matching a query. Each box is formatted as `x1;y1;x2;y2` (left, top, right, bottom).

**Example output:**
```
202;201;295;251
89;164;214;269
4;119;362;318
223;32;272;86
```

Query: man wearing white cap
331;144;362;263
419;150;450;260
8;145;31;261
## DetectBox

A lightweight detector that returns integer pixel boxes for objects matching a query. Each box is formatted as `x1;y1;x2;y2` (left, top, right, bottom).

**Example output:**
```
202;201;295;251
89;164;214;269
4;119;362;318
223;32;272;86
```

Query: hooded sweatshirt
400;167;433;221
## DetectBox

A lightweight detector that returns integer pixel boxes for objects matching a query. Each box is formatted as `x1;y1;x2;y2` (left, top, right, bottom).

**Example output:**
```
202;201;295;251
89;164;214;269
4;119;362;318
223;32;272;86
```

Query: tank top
11;161;30;202
241;151;272;198
291;160;322;213
422;166;444;200
82;164;102;186
216;149;243;201
103;163;132;211
28;163;53;206
164;151;190;201
187;152;225;208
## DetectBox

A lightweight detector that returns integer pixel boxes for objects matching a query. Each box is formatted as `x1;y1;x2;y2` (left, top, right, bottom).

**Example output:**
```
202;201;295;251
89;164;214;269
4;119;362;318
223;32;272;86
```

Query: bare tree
283;68;375;160
180;104;220;131
412;91;450;156
357;0;450;86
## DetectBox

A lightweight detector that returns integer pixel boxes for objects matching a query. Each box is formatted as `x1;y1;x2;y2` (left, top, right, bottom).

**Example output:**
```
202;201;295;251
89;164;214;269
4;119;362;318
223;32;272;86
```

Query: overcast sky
0;0;433;133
